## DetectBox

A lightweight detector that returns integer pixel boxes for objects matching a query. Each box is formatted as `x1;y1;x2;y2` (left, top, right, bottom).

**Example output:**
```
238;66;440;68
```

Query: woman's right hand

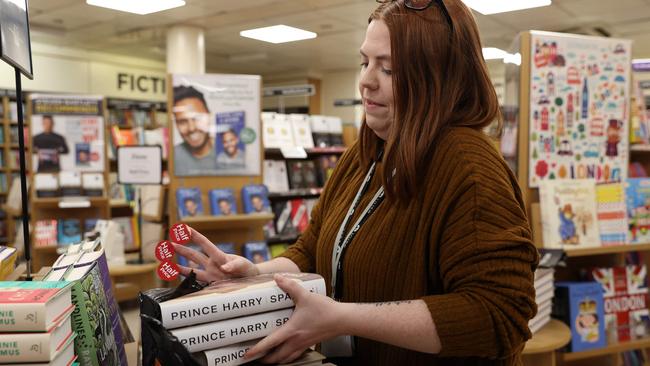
171;227;260;283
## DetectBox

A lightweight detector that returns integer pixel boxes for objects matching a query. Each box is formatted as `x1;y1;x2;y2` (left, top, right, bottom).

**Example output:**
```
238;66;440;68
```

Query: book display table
522;319;571;366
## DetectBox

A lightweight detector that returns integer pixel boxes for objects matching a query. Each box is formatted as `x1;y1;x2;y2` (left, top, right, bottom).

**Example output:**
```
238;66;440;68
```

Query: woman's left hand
244;274;344;364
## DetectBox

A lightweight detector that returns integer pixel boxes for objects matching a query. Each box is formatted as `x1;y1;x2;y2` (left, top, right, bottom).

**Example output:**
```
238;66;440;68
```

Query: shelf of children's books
181;213;274;231
267;233;301;245
562;337;650;361
264;146;346;159
523;319;571;355
32;197;109;210
630;144;650;152
561;243;650;257
268;188;323;200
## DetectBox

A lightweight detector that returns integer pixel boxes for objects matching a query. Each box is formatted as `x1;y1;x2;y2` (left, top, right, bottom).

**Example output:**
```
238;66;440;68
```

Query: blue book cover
176;187;204;219
176;243;203;270
555;281;606;352
215;111;246;169
216;243;237;255
243;241;271;264
241;184;271;214
209;189;238;216
57;219;82;245
626;178;650;243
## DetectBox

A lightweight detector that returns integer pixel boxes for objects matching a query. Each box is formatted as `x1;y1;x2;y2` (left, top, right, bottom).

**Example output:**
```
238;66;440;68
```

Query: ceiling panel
23;0;650;77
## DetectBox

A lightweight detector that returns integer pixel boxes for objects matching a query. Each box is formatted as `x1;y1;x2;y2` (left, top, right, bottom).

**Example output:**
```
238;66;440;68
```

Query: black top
33;132;69;172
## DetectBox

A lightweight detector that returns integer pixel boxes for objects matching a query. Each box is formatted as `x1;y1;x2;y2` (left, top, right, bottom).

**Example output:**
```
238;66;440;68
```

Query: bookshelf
562;337;650;362
0;90;27;248
27;94;111;272
522;320;571;366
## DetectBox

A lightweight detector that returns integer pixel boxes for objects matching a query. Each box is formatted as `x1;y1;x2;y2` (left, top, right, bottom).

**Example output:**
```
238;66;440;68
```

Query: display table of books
522;319;571;366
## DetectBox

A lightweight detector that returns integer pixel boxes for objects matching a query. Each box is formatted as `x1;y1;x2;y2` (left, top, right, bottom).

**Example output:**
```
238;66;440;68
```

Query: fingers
177;265;214;283
274;274;306;303
260;340;306;364
221;257;252;275
245;326;291;360
187;228;229;265
172;243;209;268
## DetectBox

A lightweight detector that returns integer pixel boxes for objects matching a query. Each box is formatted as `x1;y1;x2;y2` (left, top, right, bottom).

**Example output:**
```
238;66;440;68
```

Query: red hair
360;0;501;202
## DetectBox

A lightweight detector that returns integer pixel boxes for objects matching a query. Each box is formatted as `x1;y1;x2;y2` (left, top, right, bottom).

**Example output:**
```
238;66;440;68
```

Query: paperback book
0;281;74;332
595;182;628;246
243;242;271;264
176;188;204;219
241;185;271;214
590;265;650;343
626;178;650;243
539;179;601;249
209;189;237;216
553;281;606;352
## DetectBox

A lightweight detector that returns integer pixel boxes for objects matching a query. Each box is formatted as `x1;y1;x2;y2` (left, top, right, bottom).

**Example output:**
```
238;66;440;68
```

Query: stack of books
529;267;555;333
0;245;17;280
43;239;128;366
142;273;327;366
0;281;77;366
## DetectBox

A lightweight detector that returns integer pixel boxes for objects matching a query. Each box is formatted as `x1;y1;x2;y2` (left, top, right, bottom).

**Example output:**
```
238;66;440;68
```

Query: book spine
197;339;263;366
70;281;99;366
161;278;325;329
0;332;53;362
172;308;292;353
96;252;128;366
0;303;47;331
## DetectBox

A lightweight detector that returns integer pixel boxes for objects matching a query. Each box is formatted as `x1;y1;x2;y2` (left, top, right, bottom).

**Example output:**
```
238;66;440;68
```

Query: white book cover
263;160;290;193
289;114;315;148
160;273;325;329
172;308;292;352
195;339;262;366
263;114;293;149
539;179;601;250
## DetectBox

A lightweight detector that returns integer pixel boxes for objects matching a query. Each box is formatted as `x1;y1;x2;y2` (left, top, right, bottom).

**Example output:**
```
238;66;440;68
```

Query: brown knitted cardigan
280;127;538;365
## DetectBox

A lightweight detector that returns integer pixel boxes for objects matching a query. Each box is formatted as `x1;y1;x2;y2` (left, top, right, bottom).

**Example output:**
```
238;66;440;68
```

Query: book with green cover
65;261;119;366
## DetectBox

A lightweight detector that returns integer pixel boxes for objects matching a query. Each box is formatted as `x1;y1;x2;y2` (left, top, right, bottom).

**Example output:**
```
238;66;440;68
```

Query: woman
173;0;538;364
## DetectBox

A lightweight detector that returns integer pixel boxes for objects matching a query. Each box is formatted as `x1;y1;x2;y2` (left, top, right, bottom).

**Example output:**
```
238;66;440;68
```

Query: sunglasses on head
376;0;453;32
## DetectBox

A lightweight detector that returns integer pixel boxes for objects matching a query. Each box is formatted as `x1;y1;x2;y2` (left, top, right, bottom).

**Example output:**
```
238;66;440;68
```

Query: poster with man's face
171;74;261;177
0;0;33;78
30;95;105;173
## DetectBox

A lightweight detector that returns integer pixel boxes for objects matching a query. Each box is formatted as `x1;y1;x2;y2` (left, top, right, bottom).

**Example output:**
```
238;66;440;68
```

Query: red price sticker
170;223;191;244
155;240;174;262
157;260;180;281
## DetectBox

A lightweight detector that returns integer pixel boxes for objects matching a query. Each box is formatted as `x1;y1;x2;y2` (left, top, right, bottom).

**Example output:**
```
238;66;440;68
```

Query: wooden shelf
269;188;322;200
109;261;158;277
1;204;21;217
32;197;109;209
563;243;650;257
33;245;59;253
181;213;274;231
264;146;346;159
267;233;300;245
523;320;571;355
562;337;650;361
630;144;650;152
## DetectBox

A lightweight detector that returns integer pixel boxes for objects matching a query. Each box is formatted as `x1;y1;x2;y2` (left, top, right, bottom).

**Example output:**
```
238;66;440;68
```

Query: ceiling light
482;47;509;60
240;25;317;44
86;0;185;15
462;0;551;14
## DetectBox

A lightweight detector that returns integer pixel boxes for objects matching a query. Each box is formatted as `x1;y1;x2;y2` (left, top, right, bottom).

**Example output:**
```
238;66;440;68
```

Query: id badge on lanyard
322;161;385;358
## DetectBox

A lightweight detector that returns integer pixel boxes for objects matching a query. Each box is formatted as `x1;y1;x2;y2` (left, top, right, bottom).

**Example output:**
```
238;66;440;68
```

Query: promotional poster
30;94;105;173
171;74;261;177
528;32;631;187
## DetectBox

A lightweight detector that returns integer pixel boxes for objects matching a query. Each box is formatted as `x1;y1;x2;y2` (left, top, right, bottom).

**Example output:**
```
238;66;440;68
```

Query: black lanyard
331;161;385;300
